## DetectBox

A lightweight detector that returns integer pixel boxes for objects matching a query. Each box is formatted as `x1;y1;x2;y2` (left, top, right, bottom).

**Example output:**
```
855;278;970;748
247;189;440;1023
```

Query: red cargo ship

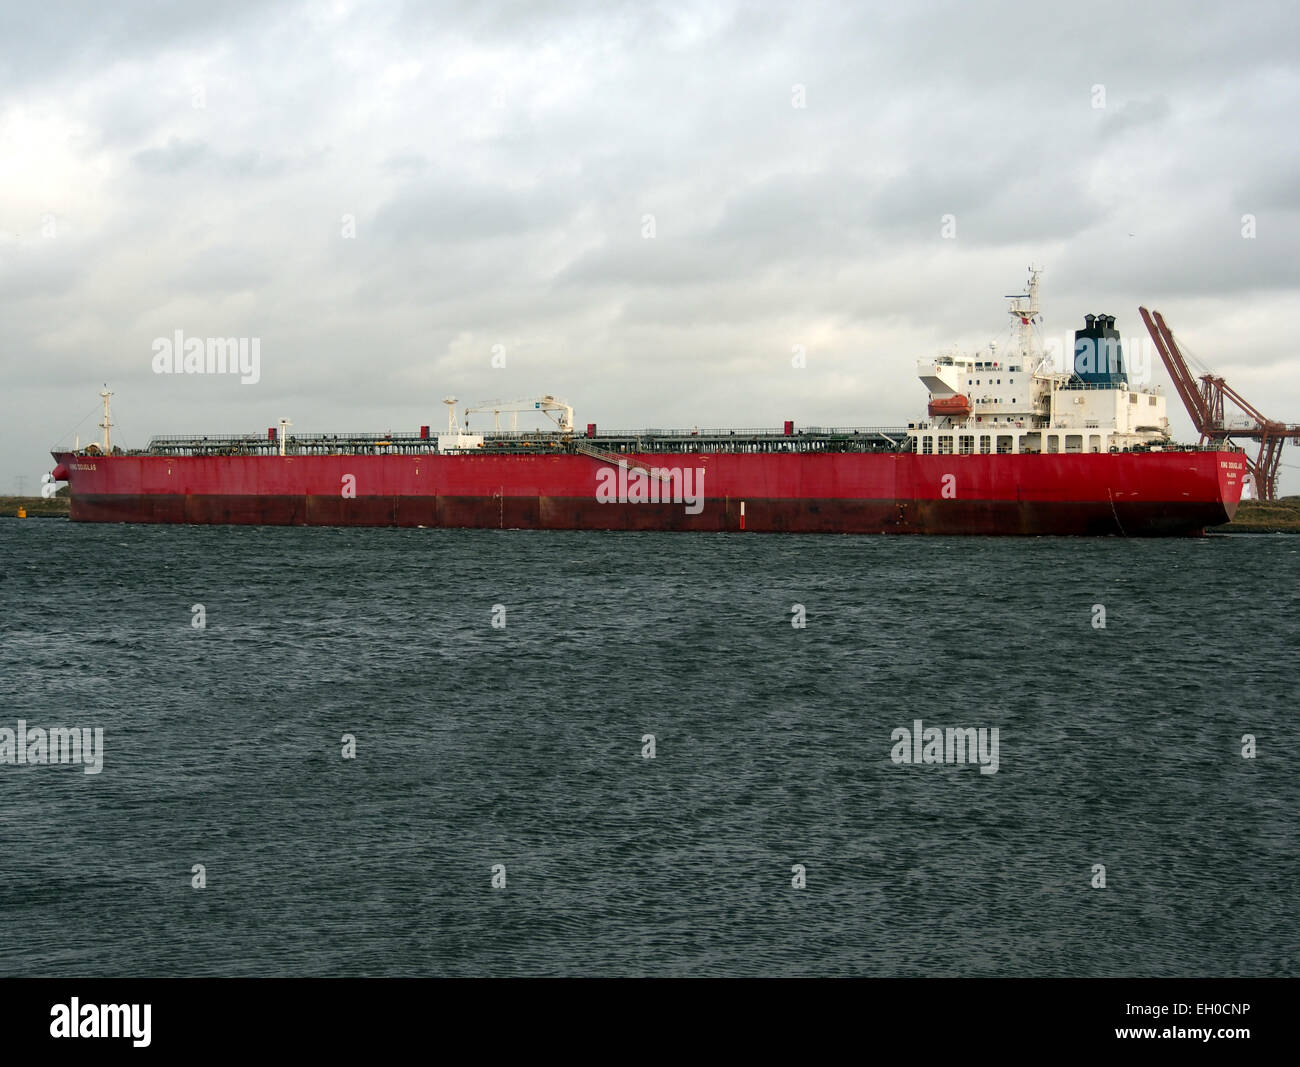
48;273;1245;535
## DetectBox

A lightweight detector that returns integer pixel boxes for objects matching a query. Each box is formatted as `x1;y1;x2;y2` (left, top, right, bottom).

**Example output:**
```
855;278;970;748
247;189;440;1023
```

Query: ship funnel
1073;313;1127;386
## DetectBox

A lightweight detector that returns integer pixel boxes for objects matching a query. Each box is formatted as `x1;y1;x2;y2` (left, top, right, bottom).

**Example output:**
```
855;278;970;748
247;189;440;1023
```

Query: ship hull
51;450;1244;536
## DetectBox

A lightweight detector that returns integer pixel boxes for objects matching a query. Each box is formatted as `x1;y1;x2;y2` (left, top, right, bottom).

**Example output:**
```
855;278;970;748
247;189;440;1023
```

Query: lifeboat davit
928;394;972;419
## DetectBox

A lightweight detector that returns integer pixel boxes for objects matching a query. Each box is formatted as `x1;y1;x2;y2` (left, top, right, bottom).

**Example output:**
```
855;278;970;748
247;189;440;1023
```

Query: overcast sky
3;0;1298;495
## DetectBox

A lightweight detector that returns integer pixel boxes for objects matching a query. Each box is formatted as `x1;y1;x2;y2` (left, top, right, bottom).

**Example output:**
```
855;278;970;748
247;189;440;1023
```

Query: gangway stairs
572;440;674;481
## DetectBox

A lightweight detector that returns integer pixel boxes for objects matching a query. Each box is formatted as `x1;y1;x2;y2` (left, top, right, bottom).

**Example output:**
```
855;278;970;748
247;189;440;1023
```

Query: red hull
51;451;1244;535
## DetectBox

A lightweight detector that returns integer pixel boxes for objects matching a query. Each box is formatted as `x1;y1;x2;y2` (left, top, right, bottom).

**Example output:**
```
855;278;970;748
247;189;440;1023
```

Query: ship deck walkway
125;426;913;458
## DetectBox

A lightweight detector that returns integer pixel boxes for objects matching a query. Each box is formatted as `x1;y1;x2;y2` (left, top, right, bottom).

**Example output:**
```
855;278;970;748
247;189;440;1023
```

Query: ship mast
98;388;113;452
1004;266;1042;365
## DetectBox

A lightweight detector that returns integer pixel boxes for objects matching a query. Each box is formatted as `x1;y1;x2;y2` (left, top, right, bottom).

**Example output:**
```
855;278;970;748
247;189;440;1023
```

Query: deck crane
462;395;574;434
1139;307;1300;500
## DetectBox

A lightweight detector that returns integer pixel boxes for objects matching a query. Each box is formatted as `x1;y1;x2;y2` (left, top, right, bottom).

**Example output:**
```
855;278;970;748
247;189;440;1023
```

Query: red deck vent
783;420;794;436
586;423;597;438
267;427;276;441
419;425;430;439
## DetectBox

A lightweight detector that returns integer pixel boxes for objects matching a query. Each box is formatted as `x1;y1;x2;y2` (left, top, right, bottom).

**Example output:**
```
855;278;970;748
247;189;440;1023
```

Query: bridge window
1065;434;1083;453
922;436;934;455
958;435;974;454
938;436;953;454
979;435;992;454
996;435;1012;454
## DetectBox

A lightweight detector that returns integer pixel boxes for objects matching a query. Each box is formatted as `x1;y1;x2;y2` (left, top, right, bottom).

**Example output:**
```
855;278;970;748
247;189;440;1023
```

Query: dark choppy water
1;520;1296;976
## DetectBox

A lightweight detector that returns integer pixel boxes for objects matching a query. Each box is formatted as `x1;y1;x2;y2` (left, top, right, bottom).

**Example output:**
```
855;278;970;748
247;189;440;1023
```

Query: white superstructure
907;269;1170;456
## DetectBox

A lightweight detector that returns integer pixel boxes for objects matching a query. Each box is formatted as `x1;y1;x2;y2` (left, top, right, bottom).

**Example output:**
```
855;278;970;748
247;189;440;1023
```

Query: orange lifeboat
928;394;972;419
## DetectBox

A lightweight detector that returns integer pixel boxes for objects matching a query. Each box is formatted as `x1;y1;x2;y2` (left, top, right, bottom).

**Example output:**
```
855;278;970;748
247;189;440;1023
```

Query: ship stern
1215;452;1247;523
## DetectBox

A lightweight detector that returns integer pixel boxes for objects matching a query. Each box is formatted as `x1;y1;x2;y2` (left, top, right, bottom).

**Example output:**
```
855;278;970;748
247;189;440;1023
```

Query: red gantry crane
1139;307;1300;501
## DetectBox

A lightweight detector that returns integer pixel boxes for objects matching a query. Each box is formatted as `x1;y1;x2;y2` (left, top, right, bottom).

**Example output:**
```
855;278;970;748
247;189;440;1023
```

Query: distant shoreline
1;495;70;518
4;494;1298;531
1216;497;1300;533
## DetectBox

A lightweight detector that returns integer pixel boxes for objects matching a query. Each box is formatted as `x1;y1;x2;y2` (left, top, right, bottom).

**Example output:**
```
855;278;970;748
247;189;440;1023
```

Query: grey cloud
132;138;318;178
3;0;1299;494
371;179;578;245
132;137;211;174
1100;96;1173;135
0;0;288;91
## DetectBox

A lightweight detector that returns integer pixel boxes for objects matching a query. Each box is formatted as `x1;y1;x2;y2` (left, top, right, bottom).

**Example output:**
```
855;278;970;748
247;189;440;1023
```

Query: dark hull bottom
69;494;1228;536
